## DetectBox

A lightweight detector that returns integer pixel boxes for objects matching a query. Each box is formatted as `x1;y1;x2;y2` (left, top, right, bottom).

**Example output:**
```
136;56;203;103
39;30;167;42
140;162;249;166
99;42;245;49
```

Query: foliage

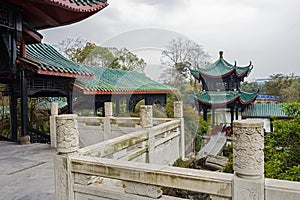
222;143;234;173
160;37;210;92
242;74;300;102
0;86;10;139
54;37;87;61
264;102;300;181
240;81;261;93
281;78;300;102
54;38;146;72
264;73;292;96
109;48;146;73
194;117;210;152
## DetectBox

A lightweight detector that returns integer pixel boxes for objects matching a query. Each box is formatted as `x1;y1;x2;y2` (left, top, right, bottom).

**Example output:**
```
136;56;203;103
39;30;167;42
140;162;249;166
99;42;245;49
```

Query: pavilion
0;0;176;144
190;51;258;126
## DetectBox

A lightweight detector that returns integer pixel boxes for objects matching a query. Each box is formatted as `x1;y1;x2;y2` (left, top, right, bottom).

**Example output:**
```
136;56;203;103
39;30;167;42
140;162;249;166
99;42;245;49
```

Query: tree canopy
160;37;210;92
54;38;146;73
241;73;300;102
264;102;300;181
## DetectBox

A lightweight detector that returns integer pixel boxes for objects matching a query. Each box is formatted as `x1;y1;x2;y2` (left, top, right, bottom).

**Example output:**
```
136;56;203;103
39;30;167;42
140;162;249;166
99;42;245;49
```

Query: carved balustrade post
103;102;113;140
233;120;264;200
174;101;185;159
50;102;58;148
54;114;79;200
140;105;154;163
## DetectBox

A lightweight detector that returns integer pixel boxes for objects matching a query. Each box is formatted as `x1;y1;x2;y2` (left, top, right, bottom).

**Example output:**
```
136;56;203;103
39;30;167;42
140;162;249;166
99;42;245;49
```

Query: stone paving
0;142;56;200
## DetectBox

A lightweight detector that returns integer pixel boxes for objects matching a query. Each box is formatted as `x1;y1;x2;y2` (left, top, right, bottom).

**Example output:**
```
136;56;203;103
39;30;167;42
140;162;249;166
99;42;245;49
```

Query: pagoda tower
190;51;258;126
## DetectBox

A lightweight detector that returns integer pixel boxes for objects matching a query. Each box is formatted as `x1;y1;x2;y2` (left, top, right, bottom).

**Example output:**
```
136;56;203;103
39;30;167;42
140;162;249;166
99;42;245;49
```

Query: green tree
264;102;300;181
160;37;210;91
109;48;146;73
241;81;259;93
264;73;294;96
55;38;146;72
281;78;300;102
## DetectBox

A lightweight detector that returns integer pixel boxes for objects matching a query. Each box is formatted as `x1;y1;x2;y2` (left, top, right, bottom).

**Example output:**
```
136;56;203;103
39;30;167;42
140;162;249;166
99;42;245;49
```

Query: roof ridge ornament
219;51;223;59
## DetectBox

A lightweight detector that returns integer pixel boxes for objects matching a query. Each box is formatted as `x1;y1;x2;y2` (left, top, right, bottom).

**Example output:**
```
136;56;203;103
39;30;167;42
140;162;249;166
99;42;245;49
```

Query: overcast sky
41;0;300;81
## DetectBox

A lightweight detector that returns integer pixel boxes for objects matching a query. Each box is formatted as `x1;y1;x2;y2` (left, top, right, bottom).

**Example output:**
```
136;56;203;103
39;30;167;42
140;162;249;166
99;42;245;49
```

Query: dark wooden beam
203;109;208;121
9;85;18;141
20;69;29;137
67;91;73;114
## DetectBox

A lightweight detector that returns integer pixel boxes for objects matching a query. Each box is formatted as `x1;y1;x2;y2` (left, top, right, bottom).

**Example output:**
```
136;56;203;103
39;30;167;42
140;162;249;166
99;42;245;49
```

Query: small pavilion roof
18;43;94;78
194;90;258;107
190;51;253;79
7;0;108;30
242;103;289;118
18;43;176;95
75;65;177;95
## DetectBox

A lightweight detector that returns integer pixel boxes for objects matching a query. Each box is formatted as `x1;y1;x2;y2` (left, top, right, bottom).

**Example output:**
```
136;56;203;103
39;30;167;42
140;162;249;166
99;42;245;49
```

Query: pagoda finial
219;51;223;59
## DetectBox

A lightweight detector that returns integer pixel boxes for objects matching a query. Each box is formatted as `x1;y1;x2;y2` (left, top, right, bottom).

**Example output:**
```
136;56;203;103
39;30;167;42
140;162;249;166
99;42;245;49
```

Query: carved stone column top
104;102;113;117
174;101;183;118
140;105;153;128
233;120;263;128
56;114;79;154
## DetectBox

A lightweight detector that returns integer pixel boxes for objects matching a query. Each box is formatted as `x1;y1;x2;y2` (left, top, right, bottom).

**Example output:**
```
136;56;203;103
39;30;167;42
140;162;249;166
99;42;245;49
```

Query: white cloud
41;0;300;79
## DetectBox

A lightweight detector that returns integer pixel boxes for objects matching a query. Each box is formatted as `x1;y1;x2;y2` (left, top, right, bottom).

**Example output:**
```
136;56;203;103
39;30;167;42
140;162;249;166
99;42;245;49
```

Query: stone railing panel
70;156;233;198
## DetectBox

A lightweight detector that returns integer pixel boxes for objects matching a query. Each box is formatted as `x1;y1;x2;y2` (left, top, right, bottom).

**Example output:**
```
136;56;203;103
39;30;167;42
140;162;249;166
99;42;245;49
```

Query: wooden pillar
270;118;274;132
230;108;234;126
116;98;120;115
20;69;30;144
203;108;208;121
67;91;73;114
9;85;18;141
235;108;239;120
212;109;215;125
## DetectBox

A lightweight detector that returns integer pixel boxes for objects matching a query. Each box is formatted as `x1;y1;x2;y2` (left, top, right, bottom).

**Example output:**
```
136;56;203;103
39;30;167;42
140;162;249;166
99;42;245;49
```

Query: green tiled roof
20;43;176;95
76;65;177;94
37;98;68;110
242;103;289;118
194;90;257;106
191;52;252;78
19;43;94;78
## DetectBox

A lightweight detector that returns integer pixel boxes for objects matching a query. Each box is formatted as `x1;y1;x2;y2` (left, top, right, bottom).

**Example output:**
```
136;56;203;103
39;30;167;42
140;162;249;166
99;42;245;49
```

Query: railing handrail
78;129;148;157
70;156;233;198
77;118;181;157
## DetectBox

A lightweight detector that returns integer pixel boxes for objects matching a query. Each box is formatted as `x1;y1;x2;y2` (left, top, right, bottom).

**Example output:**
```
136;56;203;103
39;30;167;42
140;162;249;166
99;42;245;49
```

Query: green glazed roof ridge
196;57;252;77
77;65;177;92
24;43;93;76
22;43;176;93
194;90;257;105
242;103;289;118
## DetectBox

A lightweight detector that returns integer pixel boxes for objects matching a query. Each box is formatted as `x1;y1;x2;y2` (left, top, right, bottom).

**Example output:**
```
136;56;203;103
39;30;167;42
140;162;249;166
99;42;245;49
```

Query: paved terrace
0;142;55;200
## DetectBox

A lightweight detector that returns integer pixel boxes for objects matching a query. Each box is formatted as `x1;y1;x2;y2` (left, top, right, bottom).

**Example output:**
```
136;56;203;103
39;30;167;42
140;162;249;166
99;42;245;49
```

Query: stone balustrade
53;102;300;200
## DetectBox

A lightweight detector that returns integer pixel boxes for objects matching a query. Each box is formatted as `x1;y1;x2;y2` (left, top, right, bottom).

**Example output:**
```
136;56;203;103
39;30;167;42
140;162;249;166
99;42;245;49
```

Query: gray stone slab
0;142;56;200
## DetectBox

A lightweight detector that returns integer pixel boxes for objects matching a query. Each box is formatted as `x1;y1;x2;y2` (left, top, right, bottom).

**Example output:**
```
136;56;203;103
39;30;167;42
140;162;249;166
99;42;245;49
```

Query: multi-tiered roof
191;51;258;123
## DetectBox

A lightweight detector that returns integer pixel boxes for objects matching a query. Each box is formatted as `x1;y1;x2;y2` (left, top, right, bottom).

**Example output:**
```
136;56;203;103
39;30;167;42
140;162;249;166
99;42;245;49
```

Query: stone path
0;142;56;200
198;133;227;157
